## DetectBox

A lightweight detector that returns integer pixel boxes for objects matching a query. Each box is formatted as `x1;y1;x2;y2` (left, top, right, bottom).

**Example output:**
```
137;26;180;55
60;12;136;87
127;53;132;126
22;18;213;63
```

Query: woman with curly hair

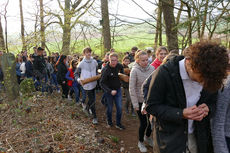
146;41;229;153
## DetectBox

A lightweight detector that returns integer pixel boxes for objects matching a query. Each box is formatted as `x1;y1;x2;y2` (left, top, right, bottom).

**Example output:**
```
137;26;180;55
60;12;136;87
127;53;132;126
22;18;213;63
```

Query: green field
6;23;221;57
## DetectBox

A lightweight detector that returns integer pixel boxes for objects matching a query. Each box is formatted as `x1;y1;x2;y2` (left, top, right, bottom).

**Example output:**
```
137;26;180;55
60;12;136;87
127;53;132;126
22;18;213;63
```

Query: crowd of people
0;41;230;153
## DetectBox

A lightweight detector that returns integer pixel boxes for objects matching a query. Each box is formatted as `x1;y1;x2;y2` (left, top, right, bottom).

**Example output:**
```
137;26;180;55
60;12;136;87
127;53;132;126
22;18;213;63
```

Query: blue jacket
16;63;21;76
25;61;33;78
65;71;79;88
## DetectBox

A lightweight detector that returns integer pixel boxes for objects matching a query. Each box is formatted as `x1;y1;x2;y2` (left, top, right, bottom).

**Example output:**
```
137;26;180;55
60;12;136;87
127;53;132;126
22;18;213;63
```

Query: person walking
146;41;229;153
129;50;155;152
100;52;125;130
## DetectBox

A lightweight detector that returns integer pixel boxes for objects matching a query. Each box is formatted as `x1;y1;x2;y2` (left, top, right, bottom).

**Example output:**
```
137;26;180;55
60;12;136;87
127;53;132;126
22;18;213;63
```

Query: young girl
151;46;168;69
122;56;135;116
129;50;155;153
66;59;80;104
56;55;69;98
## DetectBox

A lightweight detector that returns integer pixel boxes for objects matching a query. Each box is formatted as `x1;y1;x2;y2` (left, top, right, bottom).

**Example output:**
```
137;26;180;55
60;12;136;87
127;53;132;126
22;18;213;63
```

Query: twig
6;138;16;153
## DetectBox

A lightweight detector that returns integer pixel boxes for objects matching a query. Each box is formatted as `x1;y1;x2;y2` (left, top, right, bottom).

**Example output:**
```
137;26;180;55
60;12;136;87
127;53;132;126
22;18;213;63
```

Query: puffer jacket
129;62;154;109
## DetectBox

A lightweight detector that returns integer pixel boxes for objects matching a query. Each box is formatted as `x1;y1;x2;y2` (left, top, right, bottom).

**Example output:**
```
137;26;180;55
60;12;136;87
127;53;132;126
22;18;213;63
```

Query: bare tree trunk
34;15;38;47
4;0;9;53
0;16;5;51
19;0;26;51
154;0;162;50
184;2;192;46
200;0;209;39
176;1;183;25
39;0;45;49
0;53;19;100
161;0;179;52
101;0;111;54
61;0;71;55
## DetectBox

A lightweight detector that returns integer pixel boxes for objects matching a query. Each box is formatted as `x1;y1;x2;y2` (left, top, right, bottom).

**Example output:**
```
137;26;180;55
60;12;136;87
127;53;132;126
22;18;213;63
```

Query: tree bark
39;0;45;49
200;0;209;39
61;0;71;55
101;0;111;54
0;16;5;51
19;0;26;51
161;0;179;52
154;0;162;50
0;53;19;100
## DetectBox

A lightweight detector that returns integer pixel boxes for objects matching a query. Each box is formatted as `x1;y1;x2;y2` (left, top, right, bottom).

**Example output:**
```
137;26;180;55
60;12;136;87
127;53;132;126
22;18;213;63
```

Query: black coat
57;62;68;84
100;63;124;93
33;55;46;73
146;56;216;153
25;61;33;78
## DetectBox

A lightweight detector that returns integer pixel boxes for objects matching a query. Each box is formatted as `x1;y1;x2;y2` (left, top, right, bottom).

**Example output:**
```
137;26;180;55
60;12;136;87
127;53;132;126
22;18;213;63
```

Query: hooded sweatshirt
76;57;98;90
129;62;154;109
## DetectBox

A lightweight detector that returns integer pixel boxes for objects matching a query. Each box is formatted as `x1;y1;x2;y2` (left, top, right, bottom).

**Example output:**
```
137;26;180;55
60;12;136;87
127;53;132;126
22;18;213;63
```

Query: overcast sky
0;0;156;35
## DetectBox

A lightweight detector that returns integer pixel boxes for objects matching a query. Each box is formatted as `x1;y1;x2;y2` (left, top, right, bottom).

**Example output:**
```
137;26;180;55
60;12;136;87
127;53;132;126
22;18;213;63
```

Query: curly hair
187;41;229;92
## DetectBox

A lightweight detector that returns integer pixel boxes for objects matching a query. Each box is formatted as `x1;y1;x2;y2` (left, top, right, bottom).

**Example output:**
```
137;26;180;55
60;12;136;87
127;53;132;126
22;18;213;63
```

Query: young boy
33;47;47;92
100;53;125;130
76;47;98;125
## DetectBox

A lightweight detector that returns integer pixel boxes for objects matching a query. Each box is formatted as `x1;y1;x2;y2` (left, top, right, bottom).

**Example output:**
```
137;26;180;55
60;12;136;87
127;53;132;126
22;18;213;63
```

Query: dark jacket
146;56;216;153
33;55;47;79
57;62;68;84
121;64;129;89
0;67;3;81
100;63;124;93
25;60;33;78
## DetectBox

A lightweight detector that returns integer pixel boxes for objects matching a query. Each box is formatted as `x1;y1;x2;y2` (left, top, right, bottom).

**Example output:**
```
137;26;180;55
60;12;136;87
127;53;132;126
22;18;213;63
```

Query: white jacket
77;57;98;90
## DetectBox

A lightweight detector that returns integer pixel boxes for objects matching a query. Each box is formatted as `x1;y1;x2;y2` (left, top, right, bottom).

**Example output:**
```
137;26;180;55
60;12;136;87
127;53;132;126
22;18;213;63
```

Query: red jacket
151;58;162;69
67;68;75;87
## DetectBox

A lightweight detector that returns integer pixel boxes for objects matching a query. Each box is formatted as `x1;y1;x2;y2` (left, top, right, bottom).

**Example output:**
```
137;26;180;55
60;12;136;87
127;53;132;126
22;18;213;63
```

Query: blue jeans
51;73;60;91
70;85;80;103
79;85;86;104
34;74;48;92
105;88;122;125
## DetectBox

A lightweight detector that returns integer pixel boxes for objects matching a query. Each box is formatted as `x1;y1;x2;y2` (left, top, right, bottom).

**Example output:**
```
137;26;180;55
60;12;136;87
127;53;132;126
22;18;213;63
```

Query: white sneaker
92;118;98;124
89;109;92;115
68;95;72;101
144;136;153;147
138;141;147;152
82;103;86;110
76;102;81;106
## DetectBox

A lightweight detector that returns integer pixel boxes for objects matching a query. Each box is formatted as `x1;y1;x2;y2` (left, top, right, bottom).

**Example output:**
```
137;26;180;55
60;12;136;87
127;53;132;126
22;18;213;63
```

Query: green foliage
19;78;35;95
109;135;119;144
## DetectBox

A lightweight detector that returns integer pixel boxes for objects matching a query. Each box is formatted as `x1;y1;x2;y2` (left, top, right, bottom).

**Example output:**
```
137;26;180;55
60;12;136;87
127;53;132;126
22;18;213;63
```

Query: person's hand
78;80;83;86
141;102;147;114
135;107;139;111
183;105;205;121
111;90;117;96
141;109;147;115
198;103;209;118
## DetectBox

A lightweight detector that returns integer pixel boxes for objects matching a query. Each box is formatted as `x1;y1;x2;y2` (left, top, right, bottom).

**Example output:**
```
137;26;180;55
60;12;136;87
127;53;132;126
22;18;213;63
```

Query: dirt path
94;91;154;153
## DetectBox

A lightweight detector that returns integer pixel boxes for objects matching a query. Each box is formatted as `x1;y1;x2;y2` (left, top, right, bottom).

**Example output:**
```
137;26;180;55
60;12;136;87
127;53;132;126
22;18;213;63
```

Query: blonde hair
162;52;178;64
134;50;147;61
109;52;118;59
